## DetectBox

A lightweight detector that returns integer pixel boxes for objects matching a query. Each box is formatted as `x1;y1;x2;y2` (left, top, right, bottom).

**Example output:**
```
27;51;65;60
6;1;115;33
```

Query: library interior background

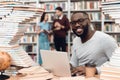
0;0;120;80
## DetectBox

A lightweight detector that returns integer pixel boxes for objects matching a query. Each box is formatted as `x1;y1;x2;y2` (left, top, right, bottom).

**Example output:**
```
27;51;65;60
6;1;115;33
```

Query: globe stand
0;71;10;80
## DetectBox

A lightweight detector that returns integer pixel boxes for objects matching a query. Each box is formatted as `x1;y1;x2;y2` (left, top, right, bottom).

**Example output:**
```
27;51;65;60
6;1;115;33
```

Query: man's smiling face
71;13;90;38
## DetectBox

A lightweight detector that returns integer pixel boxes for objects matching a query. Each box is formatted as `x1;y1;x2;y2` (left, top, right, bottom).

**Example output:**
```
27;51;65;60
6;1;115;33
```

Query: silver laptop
40;50;71;77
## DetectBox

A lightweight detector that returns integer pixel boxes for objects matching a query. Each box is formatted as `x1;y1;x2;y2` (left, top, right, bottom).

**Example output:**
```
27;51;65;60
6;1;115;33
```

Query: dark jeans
54;37;66;52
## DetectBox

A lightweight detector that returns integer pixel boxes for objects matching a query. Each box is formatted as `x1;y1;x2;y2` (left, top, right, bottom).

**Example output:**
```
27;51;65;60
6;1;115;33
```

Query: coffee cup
85;63;96;78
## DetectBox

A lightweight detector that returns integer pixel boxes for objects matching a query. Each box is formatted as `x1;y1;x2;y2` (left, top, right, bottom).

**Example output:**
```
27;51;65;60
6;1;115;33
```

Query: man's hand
54;22;65;30
71;66;86;76
54;22;61;27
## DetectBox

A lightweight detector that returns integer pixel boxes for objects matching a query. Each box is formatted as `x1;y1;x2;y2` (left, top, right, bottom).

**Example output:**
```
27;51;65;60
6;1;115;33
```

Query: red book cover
50;4;54;10
90;2;94;9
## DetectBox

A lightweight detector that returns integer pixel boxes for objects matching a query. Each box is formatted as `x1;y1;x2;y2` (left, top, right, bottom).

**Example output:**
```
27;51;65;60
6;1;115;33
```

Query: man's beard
72;24;89;39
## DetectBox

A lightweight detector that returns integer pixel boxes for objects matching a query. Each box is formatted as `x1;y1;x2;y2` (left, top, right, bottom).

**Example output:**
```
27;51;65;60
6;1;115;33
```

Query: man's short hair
55;7;63;12
72;11;89;18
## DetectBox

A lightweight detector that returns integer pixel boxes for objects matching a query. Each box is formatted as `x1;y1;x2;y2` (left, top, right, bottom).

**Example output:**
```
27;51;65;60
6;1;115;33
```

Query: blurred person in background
37;12;51;64
52;7;70;52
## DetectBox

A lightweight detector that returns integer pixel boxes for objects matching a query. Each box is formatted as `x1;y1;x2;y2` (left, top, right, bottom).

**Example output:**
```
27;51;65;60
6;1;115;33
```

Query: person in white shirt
70;12;118;76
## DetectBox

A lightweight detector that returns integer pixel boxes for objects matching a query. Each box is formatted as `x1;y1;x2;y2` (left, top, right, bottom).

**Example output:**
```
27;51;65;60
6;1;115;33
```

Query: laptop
40;50;71;77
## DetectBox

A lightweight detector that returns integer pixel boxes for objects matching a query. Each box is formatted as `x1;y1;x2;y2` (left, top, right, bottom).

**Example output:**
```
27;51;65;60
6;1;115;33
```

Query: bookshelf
18;24;38;61
101;0;120;44
0;1;44;67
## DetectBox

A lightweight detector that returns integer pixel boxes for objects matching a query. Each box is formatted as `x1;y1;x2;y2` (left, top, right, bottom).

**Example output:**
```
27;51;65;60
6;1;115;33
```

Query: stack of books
0;45;37;67
0;5;44;66
0;5;43;45
101;0;120;24
19;35;37;43
0;22;19;46
101;0;120;43
9;24;29;44
100;47;120;80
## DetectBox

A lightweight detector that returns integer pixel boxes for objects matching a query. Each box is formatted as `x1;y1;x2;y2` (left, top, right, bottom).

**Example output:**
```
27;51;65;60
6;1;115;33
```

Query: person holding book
52;7;70;52
37;12;51;50
70;12;118;76
37;12;51;64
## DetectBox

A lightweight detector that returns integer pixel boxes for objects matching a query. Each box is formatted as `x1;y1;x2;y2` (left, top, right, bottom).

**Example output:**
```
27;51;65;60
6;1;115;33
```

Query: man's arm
70;45;78;67
64;17;70;31
70;44;82;76
96;36;118;74
104;36;118;61
60;16;70;31
52;20;62;31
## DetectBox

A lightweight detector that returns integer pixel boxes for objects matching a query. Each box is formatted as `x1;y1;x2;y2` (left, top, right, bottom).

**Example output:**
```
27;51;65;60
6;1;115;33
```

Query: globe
0;51;11;71
0;51;11;79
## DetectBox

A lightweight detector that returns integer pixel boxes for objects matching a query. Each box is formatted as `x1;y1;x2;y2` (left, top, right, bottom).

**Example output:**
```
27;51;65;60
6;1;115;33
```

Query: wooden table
8;75;100;80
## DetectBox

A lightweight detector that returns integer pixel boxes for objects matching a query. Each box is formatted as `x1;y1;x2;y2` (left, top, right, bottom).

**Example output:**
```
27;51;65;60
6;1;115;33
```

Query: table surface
8;75;100;80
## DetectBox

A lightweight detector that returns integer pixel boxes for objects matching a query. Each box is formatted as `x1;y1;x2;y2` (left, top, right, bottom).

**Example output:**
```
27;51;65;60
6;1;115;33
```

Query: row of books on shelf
40;1;100;11
40;2;67;11
27;25;36;32
105;0;118;2
19;34;53;45
19;35;37;43
104;23;120;32
22;45;37;53
47;12;101;22
88;12;101;21
91;13;109;21
47;14;113;23
105;14;113;20
71;1;100;10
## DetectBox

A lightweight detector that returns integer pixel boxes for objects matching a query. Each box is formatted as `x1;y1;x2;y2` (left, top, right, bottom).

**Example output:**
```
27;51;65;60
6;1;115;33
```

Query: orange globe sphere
0;51;11;71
